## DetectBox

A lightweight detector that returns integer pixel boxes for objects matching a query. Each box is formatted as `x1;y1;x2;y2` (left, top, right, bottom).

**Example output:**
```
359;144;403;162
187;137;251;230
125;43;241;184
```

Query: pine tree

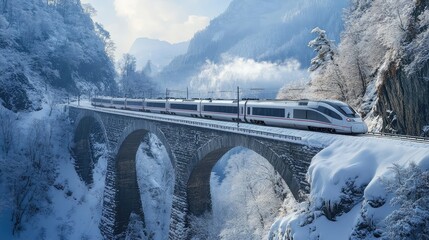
308;27;336;72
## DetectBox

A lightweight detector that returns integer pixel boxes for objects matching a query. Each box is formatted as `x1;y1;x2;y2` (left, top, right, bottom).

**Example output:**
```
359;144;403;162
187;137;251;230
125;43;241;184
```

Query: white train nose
352;123;368;133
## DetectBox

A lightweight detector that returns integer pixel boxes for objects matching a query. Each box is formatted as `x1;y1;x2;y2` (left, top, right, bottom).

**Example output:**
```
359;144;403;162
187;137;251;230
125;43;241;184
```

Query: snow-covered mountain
156;0;349;94
0;0;117;112
129;38;189;72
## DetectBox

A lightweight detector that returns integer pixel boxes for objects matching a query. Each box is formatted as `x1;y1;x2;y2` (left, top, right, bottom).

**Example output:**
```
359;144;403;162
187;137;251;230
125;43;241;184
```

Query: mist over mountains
129;38;189;72
152;0;348;97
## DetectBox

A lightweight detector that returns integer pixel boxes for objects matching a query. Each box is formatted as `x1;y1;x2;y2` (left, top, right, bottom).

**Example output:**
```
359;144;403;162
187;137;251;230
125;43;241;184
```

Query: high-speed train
91;97;368;134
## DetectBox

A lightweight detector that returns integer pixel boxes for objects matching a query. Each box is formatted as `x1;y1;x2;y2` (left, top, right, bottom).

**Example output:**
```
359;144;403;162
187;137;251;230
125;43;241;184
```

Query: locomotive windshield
340;106;355;116
321;101;358;118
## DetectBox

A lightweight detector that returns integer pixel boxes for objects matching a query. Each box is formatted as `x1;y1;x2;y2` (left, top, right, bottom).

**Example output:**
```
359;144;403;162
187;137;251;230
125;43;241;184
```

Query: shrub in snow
350;200;383;239
422;125;429;137
124;213;147;240
4;120;58;234
188;212;220;240
0;107;14;155
57;222;73;240
383;163;429;240
322;178;366;221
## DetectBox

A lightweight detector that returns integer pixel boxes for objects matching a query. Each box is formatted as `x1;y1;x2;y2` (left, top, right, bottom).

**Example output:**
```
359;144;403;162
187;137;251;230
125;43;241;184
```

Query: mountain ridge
129;37;189;71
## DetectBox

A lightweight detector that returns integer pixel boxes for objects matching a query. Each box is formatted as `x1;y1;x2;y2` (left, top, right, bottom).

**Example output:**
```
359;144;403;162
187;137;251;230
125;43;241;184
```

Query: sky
81;0;232;60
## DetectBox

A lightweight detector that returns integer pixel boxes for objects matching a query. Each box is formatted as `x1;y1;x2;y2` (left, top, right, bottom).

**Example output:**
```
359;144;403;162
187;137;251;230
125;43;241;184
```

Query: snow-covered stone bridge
68;105;322;239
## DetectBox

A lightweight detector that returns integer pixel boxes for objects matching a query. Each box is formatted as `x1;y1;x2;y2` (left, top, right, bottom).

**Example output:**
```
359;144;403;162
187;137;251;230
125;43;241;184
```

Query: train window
316;106;342;120
113;100;124;105
247;107;250;115
307;110;330;123
203;105;237;113
294;109;307;119
240;107;243;114
170;103;197;111
100;99;111;104
253;107;285;117
127;101;142;106
146;102;166;108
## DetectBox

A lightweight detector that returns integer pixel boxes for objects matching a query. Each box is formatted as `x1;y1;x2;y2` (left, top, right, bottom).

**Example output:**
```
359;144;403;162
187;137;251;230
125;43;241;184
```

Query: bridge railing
127;111;303;142
73;105;303;142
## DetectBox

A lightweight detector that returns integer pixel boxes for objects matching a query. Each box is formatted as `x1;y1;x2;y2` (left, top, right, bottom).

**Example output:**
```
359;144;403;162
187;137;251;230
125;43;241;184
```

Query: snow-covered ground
75;101;429;239
0;102;107;239
269;135;429;239
136;134;174;239
1;101;427;239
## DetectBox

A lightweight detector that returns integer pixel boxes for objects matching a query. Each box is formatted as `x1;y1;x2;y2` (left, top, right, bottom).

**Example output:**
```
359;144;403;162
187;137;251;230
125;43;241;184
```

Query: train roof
320;99;350;106
245;99;317;106
92;96;111;100
200;99;238;104
126;98;144;101
145;98;168;102
97;97;351;108
168;99;200;103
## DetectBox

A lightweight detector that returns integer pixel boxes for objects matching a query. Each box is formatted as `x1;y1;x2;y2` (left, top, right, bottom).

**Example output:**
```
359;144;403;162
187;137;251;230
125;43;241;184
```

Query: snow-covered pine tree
118;55;159;98
308;27;335;72
307;27;348;101
384;163;429;240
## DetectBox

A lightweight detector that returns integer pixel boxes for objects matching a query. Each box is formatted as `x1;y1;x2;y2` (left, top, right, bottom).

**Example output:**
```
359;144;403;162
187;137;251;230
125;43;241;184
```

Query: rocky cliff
376;62;429;136
376;0;429;136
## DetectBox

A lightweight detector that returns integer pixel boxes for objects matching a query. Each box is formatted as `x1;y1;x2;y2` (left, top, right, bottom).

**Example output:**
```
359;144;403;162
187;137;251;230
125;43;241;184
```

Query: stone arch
112;121;176;236
187;134;304;216
72;111;108;186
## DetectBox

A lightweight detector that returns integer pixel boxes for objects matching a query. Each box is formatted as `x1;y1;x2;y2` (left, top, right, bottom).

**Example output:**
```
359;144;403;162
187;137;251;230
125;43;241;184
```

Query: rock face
376;62;429;136
0;72;41;112
376;1;429;136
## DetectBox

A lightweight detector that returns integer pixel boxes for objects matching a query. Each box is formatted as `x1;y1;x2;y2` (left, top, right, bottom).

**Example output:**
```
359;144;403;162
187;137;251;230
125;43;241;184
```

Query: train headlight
346;118;355;122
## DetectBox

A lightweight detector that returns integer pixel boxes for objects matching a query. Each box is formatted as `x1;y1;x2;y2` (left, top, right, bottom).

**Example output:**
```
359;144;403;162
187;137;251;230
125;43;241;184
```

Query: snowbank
269;137;429;239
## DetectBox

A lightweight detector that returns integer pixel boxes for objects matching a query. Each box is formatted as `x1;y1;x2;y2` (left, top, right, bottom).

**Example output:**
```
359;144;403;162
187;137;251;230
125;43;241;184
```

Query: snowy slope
269;139;429;239
0;102;107;239
2;101;427;239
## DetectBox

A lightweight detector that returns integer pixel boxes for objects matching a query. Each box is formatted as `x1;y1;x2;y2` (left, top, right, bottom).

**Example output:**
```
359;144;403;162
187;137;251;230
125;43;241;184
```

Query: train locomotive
91;97;368;134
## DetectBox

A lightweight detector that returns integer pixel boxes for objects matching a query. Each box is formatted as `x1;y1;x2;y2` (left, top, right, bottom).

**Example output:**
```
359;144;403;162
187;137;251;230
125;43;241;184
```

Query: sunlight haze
81;0;232;60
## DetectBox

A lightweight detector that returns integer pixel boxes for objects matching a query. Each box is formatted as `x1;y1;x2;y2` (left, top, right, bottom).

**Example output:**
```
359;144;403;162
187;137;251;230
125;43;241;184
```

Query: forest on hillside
0;0;117;112
279;0;429;136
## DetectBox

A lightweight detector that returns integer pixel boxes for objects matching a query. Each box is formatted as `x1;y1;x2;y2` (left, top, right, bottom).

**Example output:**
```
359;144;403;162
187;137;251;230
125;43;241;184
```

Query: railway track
69;101;429;144
366;131;429;143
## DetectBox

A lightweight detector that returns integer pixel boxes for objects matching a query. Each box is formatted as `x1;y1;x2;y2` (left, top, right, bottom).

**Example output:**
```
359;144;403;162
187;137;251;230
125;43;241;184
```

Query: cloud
189;56;309;99
113;0;211;44
82;0;231;59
